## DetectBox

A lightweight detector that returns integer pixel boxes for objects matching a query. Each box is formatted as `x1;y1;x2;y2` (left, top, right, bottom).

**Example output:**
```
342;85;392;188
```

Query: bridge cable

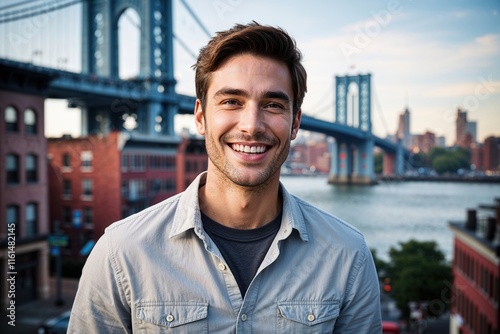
0;0;82;24
0;0;42;12
372;82;390;137
179;0;212;39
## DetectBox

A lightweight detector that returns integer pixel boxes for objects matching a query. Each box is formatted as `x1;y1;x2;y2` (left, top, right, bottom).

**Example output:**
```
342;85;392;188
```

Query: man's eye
265;102;284;109
222;99;239;105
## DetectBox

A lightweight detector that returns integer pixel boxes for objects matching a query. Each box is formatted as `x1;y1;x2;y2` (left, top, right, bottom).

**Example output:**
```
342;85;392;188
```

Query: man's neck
199;172;282;230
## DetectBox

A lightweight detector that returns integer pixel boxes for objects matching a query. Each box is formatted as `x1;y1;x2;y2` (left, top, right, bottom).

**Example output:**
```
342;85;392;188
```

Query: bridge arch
80;0;177;136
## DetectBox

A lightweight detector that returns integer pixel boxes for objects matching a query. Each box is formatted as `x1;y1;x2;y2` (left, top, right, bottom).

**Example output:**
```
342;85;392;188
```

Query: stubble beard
204;128;291;190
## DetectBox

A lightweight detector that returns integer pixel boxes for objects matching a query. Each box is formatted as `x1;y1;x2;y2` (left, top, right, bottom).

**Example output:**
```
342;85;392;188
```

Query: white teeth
232;144;266;154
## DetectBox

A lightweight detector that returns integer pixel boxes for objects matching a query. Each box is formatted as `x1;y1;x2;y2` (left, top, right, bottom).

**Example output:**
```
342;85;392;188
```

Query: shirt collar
169;171;309;242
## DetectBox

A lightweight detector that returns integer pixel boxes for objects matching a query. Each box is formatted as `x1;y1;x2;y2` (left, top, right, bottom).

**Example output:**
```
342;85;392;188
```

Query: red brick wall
0;90;49;237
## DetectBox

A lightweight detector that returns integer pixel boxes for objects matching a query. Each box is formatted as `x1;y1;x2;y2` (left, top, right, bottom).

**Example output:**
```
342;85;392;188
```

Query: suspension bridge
0;0;408;184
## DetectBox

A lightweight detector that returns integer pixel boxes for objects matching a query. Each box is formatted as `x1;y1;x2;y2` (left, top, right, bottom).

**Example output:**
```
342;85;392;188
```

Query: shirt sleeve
334;241;383;333
67;231;132;333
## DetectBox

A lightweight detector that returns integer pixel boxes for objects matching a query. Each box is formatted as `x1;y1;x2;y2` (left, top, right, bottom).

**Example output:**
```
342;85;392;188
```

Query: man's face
195;54;301;188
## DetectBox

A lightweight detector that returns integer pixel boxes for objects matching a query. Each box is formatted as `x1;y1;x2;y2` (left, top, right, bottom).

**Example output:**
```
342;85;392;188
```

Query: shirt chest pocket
277;301;340;334
135;301;208;333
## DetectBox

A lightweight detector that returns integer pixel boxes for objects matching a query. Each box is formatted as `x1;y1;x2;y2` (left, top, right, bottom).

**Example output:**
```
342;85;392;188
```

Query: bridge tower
329;74;376;184
79;0;177;136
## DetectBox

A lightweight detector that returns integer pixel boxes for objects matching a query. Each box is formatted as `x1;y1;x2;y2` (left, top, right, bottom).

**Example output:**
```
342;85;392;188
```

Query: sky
1;0;499;144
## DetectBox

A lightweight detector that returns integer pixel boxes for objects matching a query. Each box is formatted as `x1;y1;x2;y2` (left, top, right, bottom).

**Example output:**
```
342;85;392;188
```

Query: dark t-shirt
202;211;282;297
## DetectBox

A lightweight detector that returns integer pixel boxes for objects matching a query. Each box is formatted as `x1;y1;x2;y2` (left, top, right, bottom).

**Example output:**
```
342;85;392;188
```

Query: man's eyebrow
213;88;291;103
262;90;291;103
213;88;249;98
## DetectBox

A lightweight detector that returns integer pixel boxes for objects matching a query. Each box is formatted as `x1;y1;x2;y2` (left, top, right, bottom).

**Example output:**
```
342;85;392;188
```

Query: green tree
387;240;452;318
433;154;460;174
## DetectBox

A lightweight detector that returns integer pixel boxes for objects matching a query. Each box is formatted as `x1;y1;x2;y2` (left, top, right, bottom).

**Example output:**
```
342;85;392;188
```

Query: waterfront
280;175;500;262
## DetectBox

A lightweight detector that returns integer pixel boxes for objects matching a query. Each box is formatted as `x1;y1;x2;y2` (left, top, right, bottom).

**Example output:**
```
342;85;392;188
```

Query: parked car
382;320;401;334
37;310;70;334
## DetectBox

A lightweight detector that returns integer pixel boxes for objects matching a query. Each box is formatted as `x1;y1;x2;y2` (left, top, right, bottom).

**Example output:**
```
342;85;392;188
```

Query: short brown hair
193;22;307;117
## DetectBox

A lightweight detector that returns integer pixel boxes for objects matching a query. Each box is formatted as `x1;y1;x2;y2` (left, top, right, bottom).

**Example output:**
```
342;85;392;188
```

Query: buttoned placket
195;209;295;333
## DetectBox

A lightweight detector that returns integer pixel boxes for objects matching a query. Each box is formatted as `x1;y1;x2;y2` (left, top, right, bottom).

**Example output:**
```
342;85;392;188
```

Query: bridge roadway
0;58;408;158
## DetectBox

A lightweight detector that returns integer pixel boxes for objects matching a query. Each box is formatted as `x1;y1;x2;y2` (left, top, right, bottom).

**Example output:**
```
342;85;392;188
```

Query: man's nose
238;104;265;135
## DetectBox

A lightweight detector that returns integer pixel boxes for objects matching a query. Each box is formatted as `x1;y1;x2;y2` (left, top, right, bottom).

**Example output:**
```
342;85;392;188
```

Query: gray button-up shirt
68;172;382;333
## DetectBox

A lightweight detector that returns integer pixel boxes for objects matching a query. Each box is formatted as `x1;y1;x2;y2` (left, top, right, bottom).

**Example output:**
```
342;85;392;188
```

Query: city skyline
1;0;498;144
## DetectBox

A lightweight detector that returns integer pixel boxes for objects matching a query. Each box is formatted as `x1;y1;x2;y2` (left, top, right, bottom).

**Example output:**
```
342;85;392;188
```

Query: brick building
449;199;499;334
471;136;500;172
47;132;207;258
286;135;331;174
411;131;436;154
0;89;50;307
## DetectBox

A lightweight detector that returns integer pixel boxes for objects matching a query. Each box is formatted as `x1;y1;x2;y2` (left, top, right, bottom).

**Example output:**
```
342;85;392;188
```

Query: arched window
6;154;20;184
63;153;71;168
26;154;38;183
5;106;18;132
24;108;37;134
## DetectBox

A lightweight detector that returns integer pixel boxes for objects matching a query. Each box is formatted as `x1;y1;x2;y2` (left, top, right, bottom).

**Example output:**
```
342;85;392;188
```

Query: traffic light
383;277;392;293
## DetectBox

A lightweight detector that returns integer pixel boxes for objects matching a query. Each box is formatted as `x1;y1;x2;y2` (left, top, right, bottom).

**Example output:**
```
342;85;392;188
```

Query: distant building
47;132;207;258
482;136;500;172
456;108;468;147
470;136;500;172
0;89;50;307
287;134;331;174
437;136;446;148
411;131;436;154
455;108;477;149
449;199;499;334
466;121;477;144
396;107;411;150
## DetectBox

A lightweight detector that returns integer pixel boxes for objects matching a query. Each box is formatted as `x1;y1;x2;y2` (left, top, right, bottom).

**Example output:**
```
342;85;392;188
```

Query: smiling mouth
231;143;269;154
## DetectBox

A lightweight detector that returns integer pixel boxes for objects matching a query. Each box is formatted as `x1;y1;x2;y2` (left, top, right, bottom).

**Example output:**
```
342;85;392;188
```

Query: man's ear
194;99;206;135
291;108;302;140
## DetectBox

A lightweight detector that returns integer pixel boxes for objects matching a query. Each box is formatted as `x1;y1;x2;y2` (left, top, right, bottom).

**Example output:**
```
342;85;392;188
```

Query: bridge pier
352;138;376;184
382;141;404;176
328;139;377;185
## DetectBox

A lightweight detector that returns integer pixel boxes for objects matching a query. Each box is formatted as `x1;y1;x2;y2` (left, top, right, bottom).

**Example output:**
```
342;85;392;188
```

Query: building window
63;153;71;168
127;179;146;200
130;154;145;170
81;151;93;170
83;207;93;225
6;154;20;184
121;154;128;171
24;108;37;134
26;154;38;183
63;179;72;197
82;179;93;197
63;206;72;224
25;202;38;237
5;106;18;132
6;205;20;237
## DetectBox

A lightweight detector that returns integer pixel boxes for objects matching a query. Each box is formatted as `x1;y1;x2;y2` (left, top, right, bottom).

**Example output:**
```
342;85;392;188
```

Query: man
68;22;382;333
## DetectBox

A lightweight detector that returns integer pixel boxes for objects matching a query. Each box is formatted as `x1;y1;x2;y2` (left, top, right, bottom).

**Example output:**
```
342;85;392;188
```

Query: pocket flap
277;301;340;326
136;301;208;328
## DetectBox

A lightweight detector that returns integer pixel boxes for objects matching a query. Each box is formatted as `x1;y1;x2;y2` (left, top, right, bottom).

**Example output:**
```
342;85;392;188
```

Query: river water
280;175;500;262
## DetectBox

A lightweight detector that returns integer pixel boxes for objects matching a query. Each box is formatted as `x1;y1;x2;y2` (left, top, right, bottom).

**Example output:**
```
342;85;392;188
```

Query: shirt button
166;314;174;322
307;314;315;322
218;262;226;271
241;314;248;321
